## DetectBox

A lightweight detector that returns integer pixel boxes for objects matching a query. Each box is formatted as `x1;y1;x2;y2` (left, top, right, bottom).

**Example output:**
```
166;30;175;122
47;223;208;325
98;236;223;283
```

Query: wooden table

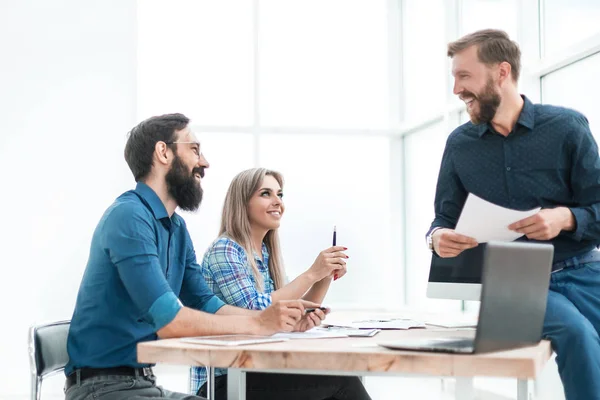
138;326;553;400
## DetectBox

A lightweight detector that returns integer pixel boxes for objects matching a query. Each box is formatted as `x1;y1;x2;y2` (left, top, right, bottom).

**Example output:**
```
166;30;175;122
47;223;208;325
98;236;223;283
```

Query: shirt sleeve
427;134;469;237
565;114;600;242
179;229;226;314
102;204;182;331
204;239;273;311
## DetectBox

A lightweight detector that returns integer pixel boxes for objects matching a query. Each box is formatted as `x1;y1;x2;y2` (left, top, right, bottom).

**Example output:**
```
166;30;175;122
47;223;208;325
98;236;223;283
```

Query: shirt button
506;167;511;171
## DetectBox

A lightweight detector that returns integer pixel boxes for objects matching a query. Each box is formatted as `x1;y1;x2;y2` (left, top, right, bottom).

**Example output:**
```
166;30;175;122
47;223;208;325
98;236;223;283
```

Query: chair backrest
29;321;70;379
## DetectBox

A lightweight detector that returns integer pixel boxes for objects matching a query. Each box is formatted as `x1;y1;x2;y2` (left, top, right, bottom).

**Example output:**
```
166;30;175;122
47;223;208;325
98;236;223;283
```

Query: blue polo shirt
65;183;225;375
429;96;600;262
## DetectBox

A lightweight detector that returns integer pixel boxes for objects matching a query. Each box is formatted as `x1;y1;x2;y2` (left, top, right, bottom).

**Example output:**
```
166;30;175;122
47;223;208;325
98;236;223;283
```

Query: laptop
379;241;553;354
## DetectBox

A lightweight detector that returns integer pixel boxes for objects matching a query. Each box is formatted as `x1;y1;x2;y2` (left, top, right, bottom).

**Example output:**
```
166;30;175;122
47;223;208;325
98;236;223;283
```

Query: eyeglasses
164;141;203;158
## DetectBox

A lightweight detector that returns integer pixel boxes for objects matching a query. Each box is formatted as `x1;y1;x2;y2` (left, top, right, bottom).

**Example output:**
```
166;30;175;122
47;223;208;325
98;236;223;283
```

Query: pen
333;225;338;281
305;307;328;314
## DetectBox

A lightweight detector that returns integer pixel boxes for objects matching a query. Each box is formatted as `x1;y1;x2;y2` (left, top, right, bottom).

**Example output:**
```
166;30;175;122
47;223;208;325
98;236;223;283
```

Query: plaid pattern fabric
190;236;275;393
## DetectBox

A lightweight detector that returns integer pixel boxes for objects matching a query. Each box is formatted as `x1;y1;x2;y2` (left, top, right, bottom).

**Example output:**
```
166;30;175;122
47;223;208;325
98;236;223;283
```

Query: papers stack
271;327;348;340
325;318;425;330
319;326;380;337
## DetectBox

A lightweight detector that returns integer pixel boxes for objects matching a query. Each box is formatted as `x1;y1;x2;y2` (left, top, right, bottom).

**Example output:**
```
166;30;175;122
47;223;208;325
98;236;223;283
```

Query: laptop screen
428;243;486;284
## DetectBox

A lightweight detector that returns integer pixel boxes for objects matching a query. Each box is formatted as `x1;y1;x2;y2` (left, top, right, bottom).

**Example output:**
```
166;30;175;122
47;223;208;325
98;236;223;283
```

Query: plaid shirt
190;236;275;393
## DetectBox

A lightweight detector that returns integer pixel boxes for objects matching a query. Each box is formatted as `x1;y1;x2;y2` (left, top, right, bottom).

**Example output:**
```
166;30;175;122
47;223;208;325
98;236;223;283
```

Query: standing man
65;113;325;400
426;29;600;400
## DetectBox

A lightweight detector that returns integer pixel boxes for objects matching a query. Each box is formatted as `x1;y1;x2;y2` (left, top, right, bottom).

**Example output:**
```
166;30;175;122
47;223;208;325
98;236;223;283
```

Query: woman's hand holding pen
307;246;348;282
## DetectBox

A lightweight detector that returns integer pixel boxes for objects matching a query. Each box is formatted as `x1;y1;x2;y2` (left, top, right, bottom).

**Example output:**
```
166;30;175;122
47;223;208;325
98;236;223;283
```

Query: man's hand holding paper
453;194;541;244
434;195;577;258
508;207;576;240
432;229;478;258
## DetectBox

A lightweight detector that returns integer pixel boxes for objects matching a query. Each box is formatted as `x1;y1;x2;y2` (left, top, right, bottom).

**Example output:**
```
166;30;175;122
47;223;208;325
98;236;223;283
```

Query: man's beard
466;77;501;125
165;155;204;212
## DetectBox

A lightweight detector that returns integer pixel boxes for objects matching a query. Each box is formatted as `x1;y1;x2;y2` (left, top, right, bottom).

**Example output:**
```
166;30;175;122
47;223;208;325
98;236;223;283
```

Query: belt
65;366;153;389
552;249;600;272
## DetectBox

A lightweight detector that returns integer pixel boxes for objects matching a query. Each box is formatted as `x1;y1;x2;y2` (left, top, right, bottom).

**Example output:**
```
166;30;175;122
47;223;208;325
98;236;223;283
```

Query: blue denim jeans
64;370;205;400
544;253;600;400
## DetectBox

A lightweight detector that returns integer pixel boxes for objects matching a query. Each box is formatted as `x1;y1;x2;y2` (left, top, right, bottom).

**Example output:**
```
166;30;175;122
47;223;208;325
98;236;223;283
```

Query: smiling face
247;174;284;232
451;45;502;125
165;128;210;211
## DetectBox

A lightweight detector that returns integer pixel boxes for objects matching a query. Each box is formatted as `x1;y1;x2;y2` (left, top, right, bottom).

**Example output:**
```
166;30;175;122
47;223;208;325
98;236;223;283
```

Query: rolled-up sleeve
204;239;273;310
102;204;182;331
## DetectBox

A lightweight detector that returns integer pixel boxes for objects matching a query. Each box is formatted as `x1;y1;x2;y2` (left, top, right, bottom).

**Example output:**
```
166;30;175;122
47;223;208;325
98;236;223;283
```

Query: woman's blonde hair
219;168;286;291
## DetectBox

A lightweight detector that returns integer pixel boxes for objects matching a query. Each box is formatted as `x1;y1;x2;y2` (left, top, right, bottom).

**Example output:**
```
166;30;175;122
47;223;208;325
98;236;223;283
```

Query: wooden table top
138;327;552;379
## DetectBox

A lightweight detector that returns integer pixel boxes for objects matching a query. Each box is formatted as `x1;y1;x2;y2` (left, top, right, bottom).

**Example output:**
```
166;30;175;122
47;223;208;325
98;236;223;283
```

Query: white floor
8;358;565;400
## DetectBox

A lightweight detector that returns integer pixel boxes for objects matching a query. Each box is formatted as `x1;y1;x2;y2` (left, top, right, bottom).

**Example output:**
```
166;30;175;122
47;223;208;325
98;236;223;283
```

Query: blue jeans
544;255;600;400
64;371;205;400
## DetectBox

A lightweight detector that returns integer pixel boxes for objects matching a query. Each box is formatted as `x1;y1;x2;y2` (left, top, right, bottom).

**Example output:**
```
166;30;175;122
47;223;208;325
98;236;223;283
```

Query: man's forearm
216;304;259;317
156;306;259;338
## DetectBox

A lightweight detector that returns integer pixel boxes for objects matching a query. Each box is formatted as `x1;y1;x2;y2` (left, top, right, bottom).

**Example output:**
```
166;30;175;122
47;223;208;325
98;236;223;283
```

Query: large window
138;0;396;308
543;0;600;55
402;0;446;121
185;132;256;250
137;1;254;126
541;52;600;141
259;0;389;129
260;134;394;306
401;0;518;313
461;0;518;38
137;0;600;317
403;121;462;311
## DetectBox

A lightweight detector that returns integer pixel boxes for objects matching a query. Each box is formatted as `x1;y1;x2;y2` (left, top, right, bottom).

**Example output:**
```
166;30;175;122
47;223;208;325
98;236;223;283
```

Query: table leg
187;368;192;395
227;368;247;400
517;379;536;400
206;367;214;400
455;377;475;400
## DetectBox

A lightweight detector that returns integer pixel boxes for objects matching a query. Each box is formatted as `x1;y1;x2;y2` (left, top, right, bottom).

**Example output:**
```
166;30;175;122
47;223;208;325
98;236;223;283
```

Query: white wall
0;0;137;396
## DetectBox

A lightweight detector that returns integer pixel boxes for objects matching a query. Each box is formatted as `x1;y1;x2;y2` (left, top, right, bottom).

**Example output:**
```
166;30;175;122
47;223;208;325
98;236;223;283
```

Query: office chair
28;320;70;400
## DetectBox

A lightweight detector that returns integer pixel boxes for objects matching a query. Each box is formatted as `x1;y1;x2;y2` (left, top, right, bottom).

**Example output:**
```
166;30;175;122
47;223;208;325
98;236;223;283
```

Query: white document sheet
271;327;349;340
325;318;426;330
454;193;540;243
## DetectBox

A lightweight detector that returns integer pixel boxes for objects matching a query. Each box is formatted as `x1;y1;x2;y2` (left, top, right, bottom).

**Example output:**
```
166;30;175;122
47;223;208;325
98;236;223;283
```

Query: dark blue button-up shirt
429;96;600;262
66;183;225;375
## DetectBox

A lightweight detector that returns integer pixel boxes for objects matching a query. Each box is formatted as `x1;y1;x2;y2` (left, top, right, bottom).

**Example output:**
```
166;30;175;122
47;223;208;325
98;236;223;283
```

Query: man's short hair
124;113;190;181
447;29;521;82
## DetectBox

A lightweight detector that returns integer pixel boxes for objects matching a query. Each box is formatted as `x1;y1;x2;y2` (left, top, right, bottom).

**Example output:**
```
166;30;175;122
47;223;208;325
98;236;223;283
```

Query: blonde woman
191;168;371;400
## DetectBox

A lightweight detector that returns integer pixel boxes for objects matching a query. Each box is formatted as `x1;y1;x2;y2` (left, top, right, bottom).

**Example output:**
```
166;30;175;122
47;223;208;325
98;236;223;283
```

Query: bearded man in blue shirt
64;113;325;400
426;29;600;400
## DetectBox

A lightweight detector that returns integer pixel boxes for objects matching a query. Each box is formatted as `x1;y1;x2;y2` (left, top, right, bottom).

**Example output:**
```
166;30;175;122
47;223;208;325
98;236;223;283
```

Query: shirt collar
517;95;535;130
476;95;535;137
134;182;180;226
475;122;489;137
253;243;270;265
